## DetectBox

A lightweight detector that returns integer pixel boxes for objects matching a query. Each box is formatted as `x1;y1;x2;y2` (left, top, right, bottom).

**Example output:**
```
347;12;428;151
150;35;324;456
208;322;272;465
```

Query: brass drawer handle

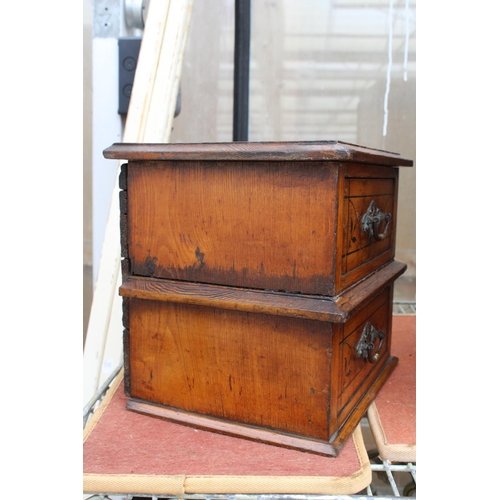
362;200;392;241
355;322;385;363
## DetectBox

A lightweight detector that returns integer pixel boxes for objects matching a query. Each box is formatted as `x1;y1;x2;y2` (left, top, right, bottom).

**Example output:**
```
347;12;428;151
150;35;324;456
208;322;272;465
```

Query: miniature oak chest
103;140;413;457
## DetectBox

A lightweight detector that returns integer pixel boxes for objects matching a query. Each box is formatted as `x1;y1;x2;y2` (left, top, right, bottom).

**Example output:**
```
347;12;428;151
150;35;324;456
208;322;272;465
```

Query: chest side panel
127;298;333;440
127;161;337;295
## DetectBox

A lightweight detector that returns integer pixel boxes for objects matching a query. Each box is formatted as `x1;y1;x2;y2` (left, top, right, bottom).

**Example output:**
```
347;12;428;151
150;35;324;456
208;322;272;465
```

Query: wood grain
121;153;408;296
110;140;413;455
335;260;406;319
126;399;342;457
336;164;398;292
127;160;337;294
123;282;398;458
103;140;414;166
338;287;392;411
128;299;333;440
330;355;398;452
118;260;406;323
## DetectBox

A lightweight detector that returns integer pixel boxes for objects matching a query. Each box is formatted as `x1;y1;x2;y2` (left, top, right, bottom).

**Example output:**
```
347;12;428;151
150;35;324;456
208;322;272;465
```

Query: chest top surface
103;140;413;167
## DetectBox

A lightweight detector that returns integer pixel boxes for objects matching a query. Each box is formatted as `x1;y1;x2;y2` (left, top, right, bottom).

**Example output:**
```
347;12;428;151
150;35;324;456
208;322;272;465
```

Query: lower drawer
119;264;404;456
337;286;393;426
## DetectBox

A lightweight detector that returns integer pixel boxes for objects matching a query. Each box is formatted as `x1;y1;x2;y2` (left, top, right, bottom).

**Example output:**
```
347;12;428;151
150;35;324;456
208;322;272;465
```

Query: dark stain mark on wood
144;255;158;275
195;247;205;267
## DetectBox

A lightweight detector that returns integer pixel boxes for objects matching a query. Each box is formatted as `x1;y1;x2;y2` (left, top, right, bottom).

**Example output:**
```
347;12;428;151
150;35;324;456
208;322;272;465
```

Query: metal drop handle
355;322;385;364
362;200;392;241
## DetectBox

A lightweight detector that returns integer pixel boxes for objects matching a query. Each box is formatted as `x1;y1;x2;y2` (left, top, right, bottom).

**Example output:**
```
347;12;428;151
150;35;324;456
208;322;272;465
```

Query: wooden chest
104;141;413;456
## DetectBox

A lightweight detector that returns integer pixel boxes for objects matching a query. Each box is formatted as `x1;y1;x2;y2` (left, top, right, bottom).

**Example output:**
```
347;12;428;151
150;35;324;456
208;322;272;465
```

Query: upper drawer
108;142;411;296
337;165;398;293
117;155;405;296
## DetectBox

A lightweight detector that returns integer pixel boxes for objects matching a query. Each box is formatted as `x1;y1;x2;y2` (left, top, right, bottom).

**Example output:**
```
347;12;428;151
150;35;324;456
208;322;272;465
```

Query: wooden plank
103;140;415;165
126;399;340;457
83;0;194;404
142;1;193;142
119;276;346;323
123;0;173;143
118;260;407;323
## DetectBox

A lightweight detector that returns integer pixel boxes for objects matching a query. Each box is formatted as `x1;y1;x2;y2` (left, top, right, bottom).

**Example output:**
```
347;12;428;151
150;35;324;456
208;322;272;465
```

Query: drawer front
338;165;398;292
337;285;393;418
125;160;337;295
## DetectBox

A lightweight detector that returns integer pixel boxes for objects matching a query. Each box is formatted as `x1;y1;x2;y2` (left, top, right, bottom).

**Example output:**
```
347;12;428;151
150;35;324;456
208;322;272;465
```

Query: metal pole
233;0;251;141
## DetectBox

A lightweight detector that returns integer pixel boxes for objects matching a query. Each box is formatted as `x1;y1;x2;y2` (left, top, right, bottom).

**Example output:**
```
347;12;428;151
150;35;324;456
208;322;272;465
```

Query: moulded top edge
103;140;413;167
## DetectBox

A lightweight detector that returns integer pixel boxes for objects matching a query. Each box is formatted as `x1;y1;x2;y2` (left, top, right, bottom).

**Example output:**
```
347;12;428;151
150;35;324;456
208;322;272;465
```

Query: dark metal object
118;37;181;117
362;200;392;241
356;322;385;363
118;37;142;115
233;0;251;141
